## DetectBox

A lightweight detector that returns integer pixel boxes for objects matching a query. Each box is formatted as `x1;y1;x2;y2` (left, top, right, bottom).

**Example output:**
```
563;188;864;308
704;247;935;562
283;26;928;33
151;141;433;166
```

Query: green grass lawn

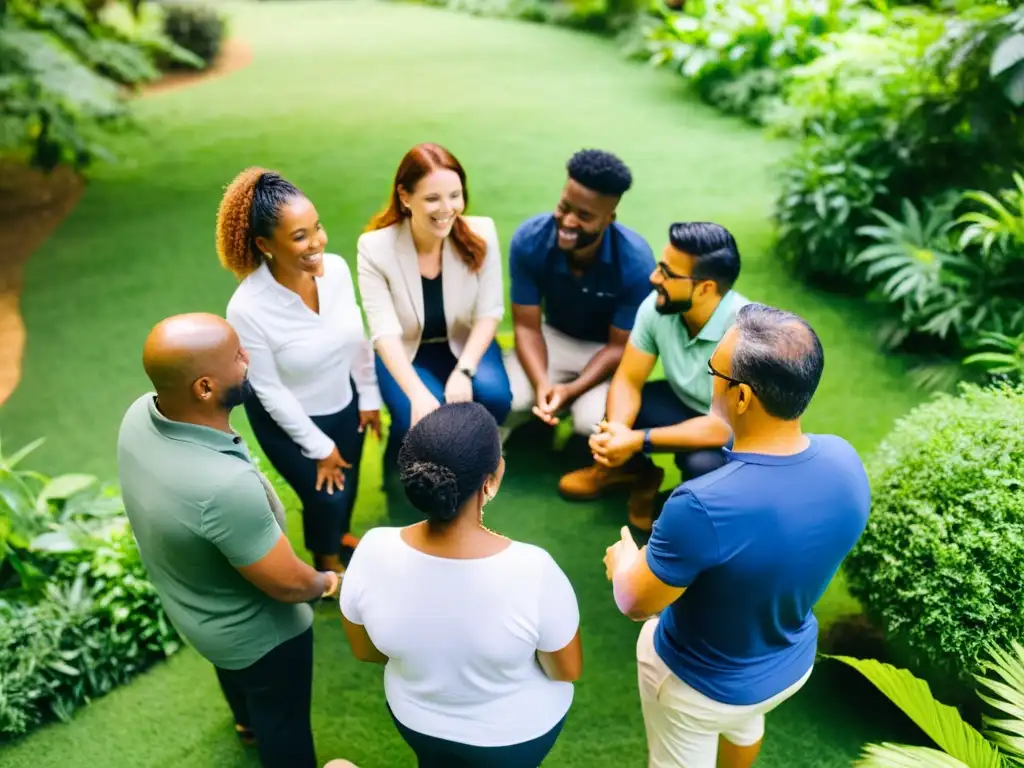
0;1;929;765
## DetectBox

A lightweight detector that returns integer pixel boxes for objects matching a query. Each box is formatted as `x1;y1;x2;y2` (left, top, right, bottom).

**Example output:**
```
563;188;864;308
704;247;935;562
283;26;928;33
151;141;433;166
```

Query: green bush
0;0;201;172
844;381;1024;707
0;527;180;738
160;2;226;69
0;436;180;739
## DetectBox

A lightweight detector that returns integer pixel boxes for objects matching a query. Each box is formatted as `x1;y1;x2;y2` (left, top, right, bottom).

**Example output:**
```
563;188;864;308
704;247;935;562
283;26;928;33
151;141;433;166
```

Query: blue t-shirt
646;434;871;705
508;214;655;344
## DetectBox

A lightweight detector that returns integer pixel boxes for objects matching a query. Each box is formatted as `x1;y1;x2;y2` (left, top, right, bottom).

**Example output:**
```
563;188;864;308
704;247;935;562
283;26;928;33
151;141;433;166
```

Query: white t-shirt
339;527;579;747
226;255;381;460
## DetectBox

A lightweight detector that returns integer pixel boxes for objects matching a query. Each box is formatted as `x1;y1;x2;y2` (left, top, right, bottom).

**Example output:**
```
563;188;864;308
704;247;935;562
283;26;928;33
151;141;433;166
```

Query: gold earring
263;252;273;260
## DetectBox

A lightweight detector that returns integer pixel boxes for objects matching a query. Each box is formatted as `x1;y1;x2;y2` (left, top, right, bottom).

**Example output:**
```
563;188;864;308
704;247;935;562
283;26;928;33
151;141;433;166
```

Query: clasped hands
589;420;644;469
532;382;577;426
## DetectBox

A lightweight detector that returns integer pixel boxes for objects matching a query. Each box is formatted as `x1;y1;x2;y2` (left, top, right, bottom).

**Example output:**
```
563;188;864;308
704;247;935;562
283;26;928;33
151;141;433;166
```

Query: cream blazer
356;215;505;363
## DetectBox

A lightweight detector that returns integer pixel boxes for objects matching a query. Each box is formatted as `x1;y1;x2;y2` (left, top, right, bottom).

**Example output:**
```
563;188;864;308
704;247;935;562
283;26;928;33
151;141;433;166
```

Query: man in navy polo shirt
503;148;655;446
602;303;871;768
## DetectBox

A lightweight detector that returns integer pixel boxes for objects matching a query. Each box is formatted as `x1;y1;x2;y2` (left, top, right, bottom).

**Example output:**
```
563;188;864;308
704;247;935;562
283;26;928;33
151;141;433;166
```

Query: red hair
364;143;487;272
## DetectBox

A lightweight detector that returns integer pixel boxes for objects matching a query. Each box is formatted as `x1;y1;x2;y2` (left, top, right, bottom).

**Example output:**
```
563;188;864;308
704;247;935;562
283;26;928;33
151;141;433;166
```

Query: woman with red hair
357;143;512;464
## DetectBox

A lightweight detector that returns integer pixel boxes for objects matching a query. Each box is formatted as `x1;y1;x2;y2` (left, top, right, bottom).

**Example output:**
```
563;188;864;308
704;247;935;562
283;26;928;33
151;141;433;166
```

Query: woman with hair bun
217;167;381;574
357;143;513;467
339;402;582;767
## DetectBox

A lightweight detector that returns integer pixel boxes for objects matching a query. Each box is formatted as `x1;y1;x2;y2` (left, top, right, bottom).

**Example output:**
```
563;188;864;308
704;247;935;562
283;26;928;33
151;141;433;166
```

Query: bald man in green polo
117;313;337;768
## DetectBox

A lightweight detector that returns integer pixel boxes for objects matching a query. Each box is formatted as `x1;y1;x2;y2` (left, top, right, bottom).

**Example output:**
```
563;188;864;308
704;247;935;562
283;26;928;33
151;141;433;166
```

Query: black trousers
634;380;728;479
245;388;364;555
215;627;316;768
390;706;567;768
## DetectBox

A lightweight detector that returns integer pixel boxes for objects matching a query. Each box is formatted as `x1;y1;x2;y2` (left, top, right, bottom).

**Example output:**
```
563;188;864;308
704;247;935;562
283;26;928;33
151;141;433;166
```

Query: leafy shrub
0;526;180;738
641;0;856;122
850;178;1024;357
0;0;200;172
1;436;129;594
844;381;1024;707
0;435;180;738
160;2;227;69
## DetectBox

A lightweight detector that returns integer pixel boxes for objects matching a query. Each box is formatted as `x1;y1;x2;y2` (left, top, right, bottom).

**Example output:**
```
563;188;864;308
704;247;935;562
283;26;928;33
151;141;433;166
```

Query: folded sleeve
645;488;720;588
508;222;541;307
227;303;335;460
357;234;403;341
337;259;382;411
474;217;505;321
203;471;283;568
536;551;580;653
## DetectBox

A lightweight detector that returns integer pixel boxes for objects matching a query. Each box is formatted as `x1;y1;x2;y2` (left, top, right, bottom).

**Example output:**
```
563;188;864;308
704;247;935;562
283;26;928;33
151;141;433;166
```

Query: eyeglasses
657;262;696;282
707;359;752;393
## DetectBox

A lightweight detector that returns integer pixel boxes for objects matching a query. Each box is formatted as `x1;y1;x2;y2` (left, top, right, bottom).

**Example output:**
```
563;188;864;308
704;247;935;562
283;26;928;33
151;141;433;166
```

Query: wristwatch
641;428;654;454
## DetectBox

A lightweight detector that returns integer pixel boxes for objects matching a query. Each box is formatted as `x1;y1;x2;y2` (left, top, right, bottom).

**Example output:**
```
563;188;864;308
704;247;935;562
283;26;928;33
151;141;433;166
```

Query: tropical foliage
829;638;1024;767
0;0;203;172
0;436;179;739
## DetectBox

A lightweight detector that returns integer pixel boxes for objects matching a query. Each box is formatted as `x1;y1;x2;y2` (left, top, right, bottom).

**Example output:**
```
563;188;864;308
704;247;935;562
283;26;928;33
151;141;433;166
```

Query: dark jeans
215;627;316;768
245;387;364;555
377;339;512;457
634;380;728;480
390;706;566;768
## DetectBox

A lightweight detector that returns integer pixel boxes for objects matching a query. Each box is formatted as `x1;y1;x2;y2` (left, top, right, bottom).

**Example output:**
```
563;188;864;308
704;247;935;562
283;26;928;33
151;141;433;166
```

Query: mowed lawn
0;1;927;766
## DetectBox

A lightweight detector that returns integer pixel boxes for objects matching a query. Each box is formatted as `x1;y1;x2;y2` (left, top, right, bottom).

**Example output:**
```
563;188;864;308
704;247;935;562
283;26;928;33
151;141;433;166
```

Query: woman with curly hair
357;143;513;468
217;167;381;574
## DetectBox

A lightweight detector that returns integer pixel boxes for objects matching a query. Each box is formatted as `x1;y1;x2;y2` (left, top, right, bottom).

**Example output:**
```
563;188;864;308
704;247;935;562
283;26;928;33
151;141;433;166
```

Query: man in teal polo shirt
117;313;339;768
559;222;748;529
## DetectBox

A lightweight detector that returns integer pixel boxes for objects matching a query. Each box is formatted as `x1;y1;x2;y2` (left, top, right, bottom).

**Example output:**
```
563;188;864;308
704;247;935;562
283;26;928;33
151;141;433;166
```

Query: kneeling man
559;221;747;529
504;148;655;439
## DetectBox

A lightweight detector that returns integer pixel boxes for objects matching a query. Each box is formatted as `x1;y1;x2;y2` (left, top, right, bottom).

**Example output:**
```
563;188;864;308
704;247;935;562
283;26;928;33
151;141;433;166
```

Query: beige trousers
503;324;609;436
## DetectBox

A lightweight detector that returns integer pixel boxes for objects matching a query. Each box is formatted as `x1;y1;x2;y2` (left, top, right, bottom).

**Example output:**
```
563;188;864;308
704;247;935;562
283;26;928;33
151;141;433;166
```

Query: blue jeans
377;339;512;454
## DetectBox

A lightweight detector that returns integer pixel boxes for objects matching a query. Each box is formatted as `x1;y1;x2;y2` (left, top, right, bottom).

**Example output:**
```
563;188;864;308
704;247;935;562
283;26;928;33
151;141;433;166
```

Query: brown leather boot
627;465;666;531
558;457;651;500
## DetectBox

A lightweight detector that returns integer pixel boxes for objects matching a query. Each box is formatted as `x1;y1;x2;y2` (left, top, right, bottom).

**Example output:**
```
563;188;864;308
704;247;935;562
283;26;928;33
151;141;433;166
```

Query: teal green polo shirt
630;290;750;414
116;394;313;670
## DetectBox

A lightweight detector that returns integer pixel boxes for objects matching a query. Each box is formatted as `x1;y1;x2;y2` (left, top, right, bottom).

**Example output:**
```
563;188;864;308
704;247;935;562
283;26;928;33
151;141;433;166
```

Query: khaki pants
503;324;609;436
636;618;812;768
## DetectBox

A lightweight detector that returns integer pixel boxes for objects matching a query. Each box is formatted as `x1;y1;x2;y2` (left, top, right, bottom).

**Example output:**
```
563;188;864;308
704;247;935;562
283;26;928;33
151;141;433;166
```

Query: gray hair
730;303;824;420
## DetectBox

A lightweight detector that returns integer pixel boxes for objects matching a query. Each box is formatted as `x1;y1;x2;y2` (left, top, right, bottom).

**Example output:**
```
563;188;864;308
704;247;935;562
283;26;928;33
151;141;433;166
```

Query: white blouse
340;527;579;747
226;255;381;460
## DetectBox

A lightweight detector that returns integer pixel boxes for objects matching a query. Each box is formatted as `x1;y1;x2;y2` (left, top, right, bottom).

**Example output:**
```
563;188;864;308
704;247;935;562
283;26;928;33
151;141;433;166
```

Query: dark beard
220;375;253;410
557;228;601;255
654;286;692;316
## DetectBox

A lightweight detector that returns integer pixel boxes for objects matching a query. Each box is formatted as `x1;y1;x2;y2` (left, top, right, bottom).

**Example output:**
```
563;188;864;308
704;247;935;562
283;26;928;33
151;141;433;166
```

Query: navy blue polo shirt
509;214;656;344
646;434;871;705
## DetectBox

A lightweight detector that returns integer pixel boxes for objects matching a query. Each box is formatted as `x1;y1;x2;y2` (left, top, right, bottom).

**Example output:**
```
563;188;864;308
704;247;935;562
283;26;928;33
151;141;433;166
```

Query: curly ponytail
215;167;303;279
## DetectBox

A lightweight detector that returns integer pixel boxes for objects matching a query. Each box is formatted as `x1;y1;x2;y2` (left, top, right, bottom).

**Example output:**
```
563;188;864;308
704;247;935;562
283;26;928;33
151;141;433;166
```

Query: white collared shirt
226;255;381;460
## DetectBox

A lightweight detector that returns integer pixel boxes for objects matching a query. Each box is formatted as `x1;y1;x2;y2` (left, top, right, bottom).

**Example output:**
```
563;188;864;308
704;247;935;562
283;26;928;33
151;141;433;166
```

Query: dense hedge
844;382;1024;706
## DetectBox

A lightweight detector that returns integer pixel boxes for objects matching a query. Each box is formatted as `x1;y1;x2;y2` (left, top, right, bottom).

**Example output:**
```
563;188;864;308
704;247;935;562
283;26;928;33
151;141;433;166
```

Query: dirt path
0;39;252;408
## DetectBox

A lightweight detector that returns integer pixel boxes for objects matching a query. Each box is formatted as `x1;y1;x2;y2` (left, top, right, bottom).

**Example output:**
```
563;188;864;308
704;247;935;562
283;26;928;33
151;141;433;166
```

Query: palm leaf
826;655;1005;768
854;743;971;768
975;640;1024;761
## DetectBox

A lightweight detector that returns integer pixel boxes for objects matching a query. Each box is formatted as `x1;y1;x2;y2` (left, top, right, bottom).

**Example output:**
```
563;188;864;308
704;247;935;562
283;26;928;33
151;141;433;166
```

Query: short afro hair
566;149;633;198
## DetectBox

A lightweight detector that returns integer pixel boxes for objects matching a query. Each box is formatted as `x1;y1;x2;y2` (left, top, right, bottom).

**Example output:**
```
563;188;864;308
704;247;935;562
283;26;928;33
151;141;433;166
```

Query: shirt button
233;437;241;444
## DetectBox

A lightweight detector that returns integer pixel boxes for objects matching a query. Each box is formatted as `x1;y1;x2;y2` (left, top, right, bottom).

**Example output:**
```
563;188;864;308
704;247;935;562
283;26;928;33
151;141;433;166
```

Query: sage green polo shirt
116;394;313;670
630;290;750;414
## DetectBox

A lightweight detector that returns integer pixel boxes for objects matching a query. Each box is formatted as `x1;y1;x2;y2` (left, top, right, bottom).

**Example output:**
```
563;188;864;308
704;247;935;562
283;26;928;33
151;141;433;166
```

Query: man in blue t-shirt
504;149;655;444
602;303;871;768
